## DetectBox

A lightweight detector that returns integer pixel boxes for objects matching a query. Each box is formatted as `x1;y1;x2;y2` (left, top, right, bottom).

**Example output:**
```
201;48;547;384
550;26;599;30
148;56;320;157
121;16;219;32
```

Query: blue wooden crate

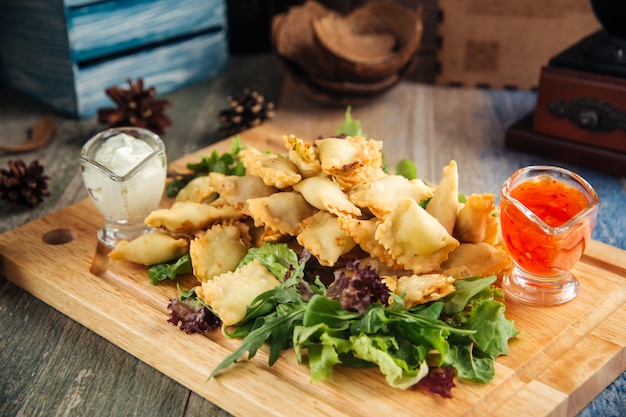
0;0;229;118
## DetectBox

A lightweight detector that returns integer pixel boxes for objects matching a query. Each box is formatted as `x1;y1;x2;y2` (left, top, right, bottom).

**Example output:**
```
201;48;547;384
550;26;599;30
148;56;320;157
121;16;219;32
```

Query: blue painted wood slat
66;0;226;62
0;0;229;118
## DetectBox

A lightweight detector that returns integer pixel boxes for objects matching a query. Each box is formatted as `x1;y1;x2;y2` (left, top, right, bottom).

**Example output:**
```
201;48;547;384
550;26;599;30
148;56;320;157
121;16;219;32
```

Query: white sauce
82;132;166;225
94;133;155;176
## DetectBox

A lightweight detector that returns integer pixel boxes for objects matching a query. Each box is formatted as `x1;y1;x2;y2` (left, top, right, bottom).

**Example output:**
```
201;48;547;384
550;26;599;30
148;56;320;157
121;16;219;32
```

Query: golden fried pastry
453;193;498;245
315;136;385;189
196;259;281;326
425;160;460;235
175;175;217;203
283;134;321;178
348;174;433;218
189;223;250;282
247;191;317;236
338;217;402;270
109;230;188;265
145;201;243;234
393;273;456;308
293;176;361;217
375;197;459;274
439;242;512;279
240;147;301;188
297;210;357;266
208;172;277;213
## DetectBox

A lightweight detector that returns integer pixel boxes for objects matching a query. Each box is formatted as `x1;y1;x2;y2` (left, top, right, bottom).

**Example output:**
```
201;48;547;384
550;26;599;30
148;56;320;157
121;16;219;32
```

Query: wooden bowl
312;1;422;82
271;1;421;104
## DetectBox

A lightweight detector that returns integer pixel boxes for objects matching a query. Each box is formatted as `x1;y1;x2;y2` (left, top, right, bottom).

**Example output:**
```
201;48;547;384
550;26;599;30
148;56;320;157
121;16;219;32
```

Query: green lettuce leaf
237;242;299;281
350;333;429;389
147;254;193;285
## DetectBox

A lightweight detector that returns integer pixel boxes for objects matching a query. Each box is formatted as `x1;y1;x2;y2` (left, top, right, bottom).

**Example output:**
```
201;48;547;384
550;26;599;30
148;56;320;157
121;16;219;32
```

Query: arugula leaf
211;301;306;379
148;254;193;285
303;294;360;330
337;106;364;137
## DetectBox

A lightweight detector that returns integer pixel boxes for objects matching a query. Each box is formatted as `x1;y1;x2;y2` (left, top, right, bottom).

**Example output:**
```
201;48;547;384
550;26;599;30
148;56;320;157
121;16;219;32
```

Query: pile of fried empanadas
110;134;512;325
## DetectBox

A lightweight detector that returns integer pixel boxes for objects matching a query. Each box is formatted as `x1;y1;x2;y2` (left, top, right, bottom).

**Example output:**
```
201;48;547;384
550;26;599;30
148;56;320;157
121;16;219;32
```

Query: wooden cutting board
1;123;625;417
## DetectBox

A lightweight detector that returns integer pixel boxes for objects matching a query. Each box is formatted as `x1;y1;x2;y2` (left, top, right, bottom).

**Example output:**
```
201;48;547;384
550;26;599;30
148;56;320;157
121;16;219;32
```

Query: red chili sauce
500;177;591;276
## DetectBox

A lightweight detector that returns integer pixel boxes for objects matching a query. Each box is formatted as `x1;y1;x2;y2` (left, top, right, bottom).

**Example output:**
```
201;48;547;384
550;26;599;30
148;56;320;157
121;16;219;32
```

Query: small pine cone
0;159;50;206
218;89;275;136
97;78;172;136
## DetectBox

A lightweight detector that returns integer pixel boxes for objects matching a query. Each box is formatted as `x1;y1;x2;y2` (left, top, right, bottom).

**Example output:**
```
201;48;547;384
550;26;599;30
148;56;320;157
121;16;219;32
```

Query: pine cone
0;159;50;207
97;78;172;136
218;89;275;136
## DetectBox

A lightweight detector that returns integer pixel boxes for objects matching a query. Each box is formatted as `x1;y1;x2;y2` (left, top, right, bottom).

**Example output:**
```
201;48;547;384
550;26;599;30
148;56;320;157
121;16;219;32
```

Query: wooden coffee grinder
505;0;626;176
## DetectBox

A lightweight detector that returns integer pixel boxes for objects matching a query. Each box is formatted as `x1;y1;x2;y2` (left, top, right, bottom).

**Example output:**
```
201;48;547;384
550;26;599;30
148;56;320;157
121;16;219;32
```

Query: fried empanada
196;259;281;326
189;223;250;282
453;193;499;245
297;210;356;266
349;174;433;218
439;242;512;279
315;136;385;189
338;217;402;270
375;197;460;274
247;191;317;236
145;201;244;234
283;134;321;178
109;230;188;265
175;175;218;204
240;147;302;188
208;172;277;213
393;273;456;308
293;176;361;217
426;160;460;235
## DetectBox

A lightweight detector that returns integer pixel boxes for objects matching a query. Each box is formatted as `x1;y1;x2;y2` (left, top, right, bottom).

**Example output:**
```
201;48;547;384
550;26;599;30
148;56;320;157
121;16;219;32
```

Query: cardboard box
0;0;229;118
435;0;600;90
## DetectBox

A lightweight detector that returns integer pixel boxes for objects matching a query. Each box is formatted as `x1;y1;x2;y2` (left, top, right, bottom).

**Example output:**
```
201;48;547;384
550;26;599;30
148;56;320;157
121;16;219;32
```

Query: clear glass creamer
80;127;167;248
499;166;599;306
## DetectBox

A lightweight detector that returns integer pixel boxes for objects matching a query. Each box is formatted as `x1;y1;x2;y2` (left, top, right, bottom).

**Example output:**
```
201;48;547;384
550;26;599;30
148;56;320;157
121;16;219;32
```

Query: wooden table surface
1;53;624;417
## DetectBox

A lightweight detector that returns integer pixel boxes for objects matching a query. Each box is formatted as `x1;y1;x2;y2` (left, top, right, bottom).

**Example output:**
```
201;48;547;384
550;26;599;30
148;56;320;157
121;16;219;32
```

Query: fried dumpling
315;136;385;190
189;223;250;282
297;210;357;266
283;134;321;178
392;273;456;308
338;217;402;270
175;175;218;203
453;193;499;245
240;147;302;188
425;160;460;235
247;191;317;236
293;176;361;217
196;259;281;326
109;230;188;265
348;174;433;218
439;242;512;279
375;197;460;274
145;201;244;234
208;172;277;213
